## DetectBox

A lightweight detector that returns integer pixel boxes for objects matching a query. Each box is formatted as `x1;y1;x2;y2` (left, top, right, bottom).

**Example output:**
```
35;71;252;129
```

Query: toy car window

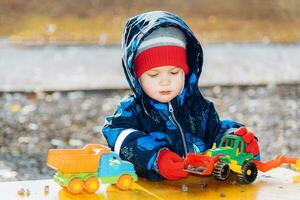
228;139;235;148
221;140;227;147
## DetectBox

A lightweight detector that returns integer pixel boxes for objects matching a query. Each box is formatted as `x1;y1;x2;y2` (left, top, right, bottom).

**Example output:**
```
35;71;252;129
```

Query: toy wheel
213;161;230;181
84;176;100;193
116;174;133;190
67;178;84;194
238;160;258;184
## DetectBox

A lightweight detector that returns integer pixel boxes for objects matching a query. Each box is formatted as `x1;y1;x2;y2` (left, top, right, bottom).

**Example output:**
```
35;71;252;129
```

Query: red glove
157;150;188;180
234;127;260;156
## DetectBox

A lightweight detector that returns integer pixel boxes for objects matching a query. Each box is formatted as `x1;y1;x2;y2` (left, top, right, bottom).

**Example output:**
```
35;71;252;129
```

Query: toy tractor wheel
84;176;100;193
67;178;84;194
238;160;258;184
213;161;230;181
116;174;133;190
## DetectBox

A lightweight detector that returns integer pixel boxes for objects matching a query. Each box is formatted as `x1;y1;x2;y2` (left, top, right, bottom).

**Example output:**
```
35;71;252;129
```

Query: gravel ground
0;84;299;181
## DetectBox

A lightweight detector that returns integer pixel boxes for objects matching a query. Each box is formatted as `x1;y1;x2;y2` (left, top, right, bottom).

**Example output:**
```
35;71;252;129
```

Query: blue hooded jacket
102;11;242;181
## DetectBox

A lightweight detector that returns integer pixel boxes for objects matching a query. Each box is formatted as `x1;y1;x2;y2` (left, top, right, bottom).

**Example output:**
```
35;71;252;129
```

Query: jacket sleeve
204;102;243;148
102;96;168;181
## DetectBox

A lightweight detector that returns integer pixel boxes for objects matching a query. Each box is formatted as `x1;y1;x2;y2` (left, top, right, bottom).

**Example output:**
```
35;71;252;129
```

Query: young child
102;11;259;181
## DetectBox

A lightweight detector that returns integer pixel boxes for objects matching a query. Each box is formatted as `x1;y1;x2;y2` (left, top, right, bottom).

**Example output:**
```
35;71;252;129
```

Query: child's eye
148;73;158;77
170;70;180;75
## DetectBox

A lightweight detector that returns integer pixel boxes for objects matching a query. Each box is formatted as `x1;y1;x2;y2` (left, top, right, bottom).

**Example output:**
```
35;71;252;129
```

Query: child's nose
159;74;171;86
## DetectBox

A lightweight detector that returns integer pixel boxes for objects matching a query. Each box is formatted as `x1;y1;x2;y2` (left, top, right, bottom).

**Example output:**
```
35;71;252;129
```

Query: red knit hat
134;27;189;78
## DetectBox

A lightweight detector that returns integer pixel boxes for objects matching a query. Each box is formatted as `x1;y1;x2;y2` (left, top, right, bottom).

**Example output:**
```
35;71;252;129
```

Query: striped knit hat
134;27;189;78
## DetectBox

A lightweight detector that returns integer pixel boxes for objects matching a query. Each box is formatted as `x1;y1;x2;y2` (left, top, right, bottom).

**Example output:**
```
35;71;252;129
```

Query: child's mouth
160;91;171;95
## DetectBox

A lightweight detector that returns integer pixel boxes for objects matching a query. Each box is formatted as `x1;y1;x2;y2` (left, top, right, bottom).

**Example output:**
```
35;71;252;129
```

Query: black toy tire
213;161;230;181
237;160;258;184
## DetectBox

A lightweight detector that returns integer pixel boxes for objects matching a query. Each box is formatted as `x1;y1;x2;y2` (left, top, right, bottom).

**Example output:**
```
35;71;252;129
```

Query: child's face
139;66;185;103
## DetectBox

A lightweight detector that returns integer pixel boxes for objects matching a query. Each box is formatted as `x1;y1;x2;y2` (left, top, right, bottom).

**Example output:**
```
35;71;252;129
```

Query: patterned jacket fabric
102;11;242;181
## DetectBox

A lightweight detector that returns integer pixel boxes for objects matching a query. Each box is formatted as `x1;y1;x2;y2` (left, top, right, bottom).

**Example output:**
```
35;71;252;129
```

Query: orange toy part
84;176;100;193
254;155;300;172
47;144;110;173
184;153;219;175
67;178;84;194
116;174;134;190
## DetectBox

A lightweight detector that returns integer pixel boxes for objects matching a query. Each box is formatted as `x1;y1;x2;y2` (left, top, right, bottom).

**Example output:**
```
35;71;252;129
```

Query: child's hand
157;150;188;180
234;127;260;156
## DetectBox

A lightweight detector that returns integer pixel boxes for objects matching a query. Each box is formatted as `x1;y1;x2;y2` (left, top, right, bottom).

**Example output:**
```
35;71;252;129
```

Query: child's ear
138;78;144;89
138;78;142;85
179;71;185;94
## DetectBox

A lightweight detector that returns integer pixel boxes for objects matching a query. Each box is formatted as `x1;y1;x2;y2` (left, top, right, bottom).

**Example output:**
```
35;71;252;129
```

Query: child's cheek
140;79;156;98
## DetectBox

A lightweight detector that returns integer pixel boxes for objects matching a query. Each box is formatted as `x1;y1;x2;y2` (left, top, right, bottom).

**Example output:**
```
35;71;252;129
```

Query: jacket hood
121;11;203;101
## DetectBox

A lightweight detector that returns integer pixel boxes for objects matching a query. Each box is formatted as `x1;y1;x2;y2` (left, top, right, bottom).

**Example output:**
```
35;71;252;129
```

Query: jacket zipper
168;102;188;156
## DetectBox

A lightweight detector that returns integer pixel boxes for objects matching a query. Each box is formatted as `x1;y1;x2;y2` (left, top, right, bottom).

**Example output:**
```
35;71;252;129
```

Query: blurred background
0;0;299;181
